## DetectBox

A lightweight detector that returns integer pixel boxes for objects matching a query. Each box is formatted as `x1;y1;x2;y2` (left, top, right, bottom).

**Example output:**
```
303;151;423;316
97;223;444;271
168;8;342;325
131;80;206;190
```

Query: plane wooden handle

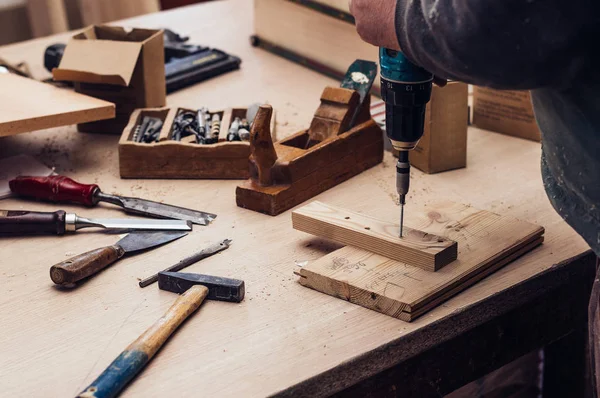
50;245;125;285
9;175;99;206
249;105;277;186
0;210;66;235
77;285;209;398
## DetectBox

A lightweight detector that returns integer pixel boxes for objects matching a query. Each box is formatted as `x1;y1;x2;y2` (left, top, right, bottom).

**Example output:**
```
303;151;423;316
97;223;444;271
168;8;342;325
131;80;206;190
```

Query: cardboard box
472;87;541;142
407;82;469;174
53;25;166;134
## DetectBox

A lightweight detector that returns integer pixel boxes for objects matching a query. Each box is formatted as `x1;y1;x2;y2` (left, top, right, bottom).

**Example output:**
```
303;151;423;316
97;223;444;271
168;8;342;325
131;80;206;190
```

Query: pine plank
292;201;458;271
297;201;545;321
0;73;115;136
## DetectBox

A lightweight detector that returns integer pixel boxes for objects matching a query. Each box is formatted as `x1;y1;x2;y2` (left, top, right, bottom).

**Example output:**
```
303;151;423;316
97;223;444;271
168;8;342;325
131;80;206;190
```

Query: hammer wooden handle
9;175;99;206
50;245;125;285
78;285;209;398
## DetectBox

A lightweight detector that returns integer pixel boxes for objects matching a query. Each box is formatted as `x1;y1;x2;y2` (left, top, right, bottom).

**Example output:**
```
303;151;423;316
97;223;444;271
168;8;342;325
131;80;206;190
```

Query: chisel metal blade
89;217;192;231
117;231;188;254
115;196;217;226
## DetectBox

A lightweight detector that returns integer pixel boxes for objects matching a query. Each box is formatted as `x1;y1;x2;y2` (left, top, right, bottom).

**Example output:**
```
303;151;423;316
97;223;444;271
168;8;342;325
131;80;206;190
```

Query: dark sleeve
395;0;596;89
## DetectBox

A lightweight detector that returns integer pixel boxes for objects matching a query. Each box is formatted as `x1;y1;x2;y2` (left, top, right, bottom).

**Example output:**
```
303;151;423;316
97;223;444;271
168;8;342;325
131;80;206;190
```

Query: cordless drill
379;48;433;237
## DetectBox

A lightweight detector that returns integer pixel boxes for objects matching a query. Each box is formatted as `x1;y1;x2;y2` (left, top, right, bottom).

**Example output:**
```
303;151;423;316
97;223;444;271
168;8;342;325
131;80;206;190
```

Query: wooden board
297;201;545;321
0;73;115;136
254;0;377;79
293;201;458;271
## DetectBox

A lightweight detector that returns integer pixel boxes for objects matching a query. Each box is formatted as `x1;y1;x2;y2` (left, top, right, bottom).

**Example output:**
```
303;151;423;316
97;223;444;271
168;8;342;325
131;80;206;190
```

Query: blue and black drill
379;49;433;237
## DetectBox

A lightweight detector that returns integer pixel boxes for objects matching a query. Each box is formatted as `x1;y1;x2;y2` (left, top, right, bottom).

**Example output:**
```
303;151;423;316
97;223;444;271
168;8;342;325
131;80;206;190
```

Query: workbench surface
0;1;591;397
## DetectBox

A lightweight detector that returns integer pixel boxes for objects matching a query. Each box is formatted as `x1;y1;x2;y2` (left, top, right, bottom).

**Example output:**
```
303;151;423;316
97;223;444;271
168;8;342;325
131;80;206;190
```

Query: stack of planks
293;201;545;321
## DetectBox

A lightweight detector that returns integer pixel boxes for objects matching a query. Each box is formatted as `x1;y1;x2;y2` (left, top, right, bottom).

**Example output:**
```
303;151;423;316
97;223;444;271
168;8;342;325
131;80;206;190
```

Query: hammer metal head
158;271;245;303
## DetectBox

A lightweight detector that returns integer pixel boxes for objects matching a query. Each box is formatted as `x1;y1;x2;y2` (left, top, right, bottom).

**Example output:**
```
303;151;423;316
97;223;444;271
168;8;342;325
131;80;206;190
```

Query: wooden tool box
119;106;275;179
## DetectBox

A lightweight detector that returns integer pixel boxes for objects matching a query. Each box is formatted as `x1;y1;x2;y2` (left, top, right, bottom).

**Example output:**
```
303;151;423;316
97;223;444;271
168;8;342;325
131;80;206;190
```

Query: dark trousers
589;258;600;396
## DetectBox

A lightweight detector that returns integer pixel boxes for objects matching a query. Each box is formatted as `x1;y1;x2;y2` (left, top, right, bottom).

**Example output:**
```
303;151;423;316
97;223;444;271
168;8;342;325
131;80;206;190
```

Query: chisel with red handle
9;175;216;226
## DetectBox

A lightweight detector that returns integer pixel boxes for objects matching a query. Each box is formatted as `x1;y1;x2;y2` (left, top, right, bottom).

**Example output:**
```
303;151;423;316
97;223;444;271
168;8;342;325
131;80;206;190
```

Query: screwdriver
9;176;216;226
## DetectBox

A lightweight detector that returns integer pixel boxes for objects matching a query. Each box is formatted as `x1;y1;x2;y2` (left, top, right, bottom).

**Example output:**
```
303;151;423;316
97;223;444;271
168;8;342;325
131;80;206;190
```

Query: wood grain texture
249;105;277;185
0;1;591;397
293;201;457;271
78;285;208;398
254;0;377;84
50;245;125;285
0;74;115;136
298;201;545;321
236;89;383;215
409;82;469;174
308;87;359;142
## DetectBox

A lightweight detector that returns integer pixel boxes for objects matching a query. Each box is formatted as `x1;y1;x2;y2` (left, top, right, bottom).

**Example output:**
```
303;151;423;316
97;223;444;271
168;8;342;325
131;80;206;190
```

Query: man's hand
349;0;400;50
350;0;448;86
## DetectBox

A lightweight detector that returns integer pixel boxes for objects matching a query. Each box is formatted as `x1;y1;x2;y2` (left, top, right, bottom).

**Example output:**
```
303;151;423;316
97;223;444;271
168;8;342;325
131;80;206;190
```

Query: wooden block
0;74;115;137
297;201;545;321
409;82;469;174
292;201;457;271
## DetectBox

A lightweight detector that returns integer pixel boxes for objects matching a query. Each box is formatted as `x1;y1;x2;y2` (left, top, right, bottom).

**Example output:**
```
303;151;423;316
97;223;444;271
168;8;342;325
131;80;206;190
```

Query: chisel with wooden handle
50;231;187;286
77;272;245;398
9;175;216;226
0;210;191;235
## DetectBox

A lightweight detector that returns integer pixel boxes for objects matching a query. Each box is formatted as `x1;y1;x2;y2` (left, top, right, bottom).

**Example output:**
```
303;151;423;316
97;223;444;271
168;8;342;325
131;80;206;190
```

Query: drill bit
399;198;405;238
396;151;410;238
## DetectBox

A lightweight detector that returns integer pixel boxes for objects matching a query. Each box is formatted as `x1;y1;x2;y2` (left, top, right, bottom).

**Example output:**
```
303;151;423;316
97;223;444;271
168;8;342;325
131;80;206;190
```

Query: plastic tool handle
77;285;209;398
9;175;99;206
0;210;66;235
50;245;125;285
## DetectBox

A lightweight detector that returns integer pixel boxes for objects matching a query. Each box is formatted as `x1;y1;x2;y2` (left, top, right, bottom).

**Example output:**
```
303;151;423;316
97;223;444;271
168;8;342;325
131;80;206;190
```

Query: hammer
77;272;244;398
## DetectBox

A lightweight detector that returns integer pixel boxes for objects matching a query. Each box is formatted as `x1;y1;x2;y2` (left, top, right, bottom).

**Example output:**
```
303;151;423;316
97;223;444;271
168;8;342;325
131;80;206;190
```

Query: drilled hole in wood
364;227;370;230
345;216;350;220
437;238;444;243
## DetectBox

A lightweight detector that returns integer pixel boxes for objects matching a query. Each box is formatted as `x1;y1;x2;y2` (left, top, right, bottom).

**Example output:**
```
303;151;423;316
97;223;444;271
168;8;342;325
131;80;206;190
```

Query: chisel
0;210;191;235
9;176;216;226
50;231;188;286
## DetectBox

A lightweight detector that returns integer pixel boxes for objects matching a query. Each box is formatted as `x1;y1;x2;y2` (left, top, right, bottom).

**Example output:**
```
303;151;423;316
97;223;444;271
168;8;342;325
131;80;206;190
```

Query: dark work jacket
395;0;600;256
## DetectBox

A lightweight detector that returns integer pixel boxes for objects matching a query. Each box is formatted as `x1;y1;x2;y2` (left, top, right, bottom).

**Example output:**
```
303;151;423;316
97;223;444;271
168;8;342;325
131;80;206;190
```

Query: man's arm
351;0;596;89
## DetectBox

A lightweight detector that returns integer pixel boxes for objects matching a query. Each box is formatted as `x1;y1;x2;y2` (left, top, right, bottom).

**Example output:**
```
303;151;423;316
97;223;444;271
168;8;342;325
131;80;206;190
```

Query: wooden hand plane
236;60;384;216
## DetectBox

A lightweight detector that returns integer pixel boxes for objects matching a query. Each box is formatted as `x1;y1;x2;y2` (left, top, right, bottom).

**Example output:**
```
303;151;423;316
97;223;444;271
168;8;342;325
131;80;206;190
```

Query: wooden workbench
0;1;595;397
